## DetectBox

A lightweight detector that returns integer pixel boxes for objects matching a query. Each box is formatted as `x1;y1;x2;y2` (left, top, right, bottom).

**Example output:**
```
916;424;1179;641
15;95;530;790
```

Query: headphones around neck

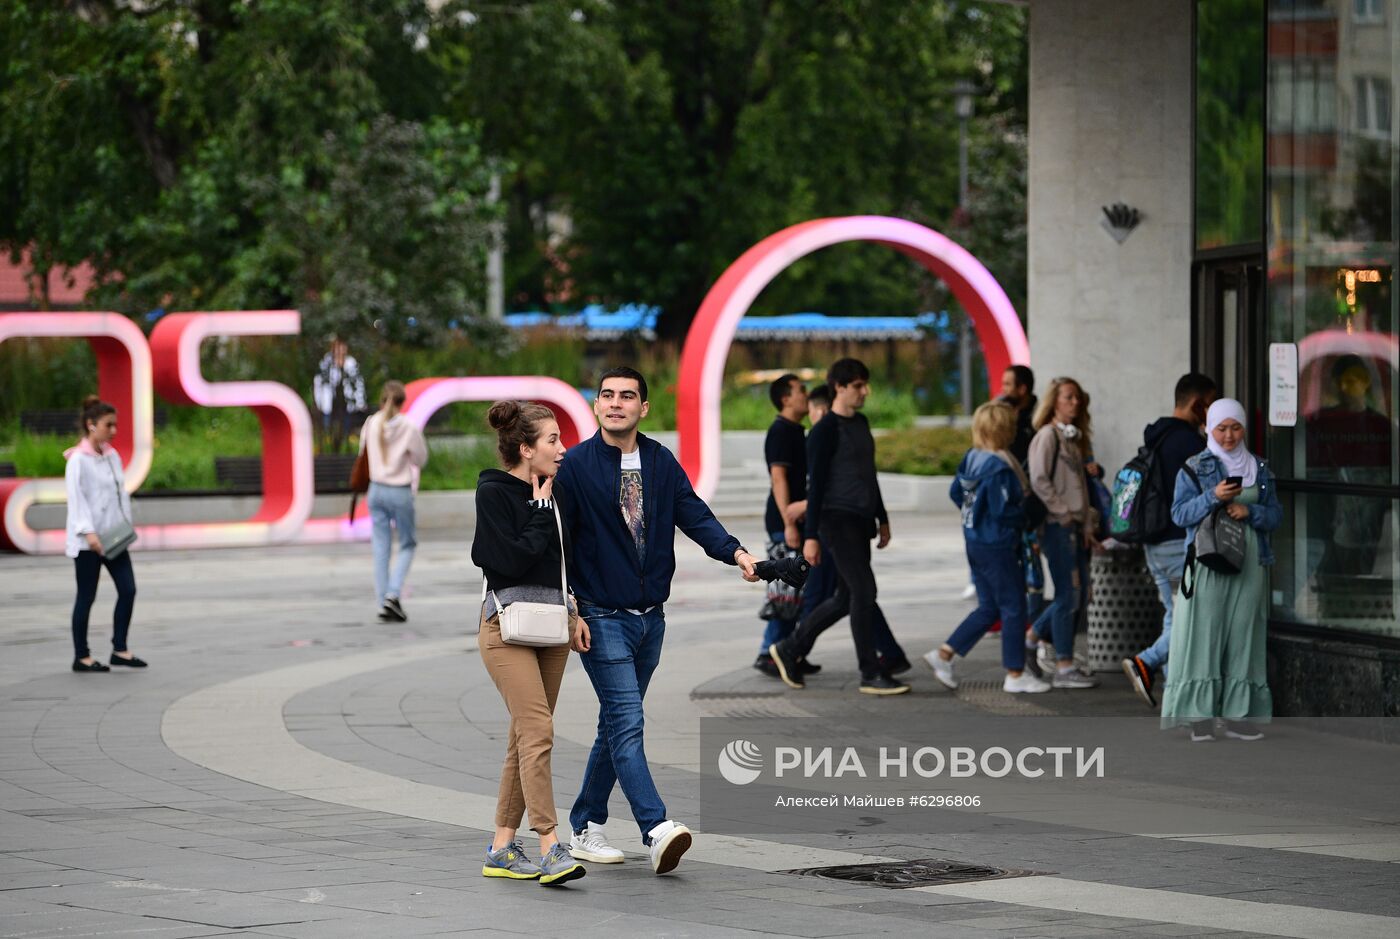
1056;422;1080;439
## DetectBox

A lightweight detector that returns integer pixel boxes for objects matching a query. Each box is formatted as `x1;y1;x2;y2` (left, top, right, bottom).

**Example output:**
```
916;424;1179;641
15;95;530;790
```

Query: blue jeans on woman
1030;521;1088;660
946;542;1026;670
368;482;417;606
72;550;136;659
570;603;669;842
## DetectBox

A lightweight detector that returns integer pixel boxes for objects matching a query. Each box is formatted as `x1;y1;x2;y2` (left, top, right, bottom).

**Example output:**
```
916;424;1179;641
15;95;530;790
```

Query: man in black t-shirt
755;374;809;676
770;359;909;696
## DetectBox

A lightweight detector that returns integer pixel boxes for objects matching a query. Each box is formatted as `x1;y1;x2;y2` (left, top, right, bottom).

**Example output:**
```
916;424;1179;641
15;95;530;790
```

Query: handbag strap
103;452;131;524
481;497;569;607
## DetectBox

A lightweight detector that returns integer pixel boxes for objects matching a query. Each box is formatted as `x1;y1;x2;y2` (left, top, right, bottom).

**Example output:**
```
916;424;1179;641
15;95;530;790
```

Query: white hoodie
64;440;133;559
359;412;428;487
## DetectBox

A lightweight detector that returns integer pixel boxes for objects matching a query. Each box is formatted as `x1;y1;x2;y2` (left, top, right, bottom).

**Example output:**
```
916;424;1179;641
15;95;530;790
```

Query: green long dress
1160;486;1273;728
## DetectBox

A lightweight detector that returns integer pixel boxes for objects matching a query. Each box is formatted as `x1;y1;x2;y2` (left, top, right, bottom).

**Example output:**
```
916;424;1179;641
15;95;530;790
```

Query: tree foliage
1;1;1027;342
0;0;498;346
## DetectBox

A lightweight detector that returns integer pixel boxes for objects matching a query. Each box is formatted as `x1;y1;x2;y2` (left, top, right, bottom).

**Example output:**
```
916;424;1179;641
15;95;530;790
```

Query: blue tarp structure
503;306;944;341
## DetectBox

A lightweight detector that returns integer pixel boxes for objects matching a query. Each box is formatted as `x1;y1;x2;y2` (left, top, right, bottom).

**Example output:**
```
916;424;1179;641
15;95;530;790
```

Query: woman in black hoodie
471;401;589;886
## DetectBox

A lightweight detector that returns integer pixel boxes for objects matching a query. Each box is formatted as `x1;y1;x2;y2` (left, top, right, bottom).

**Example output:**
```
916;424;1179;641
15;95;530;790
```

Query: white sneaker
569;822;624;864
1035;642;1056;676
960;582;977;600
1003;672;1051;694
922;650;958;689
647;820;692;875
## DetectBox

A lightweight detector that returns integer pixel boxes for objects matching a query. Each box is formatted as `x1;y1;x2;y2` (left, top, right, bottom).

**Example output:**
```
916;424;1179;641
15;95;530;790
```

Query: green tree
460;0;1027;336
0;0;497;349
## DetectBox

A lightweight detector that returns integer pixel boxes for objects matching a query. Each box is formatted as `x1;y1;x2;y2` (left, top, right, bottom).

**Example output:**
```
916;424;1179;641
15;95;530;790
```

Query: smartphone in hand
1224;475;1243;487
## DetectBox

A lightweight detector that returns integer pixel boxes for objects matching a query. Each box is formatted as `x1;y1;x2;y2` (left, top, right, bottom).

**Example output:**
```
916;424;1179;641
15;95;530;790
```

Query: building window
1353;76;1392;137
1352;0;1384;23
1271;60;1338;132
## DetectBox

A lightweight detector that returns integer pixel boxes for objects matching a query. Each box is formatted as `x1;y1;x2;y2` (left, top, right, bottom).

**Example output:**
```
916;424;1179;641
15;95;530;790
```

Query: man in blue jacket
557;366;760;876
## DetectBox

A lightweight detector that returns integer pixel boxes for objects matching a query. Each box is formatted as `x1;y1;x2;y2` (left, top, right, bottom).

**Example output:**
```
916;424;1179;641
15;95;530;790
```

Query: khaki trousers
479;613;571;836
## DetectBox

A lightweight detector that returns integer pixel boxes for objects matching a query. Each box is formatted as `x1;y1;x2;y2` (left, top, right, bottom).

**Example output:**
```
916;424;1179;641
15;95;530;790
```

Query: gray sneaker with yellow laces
482;841;540;880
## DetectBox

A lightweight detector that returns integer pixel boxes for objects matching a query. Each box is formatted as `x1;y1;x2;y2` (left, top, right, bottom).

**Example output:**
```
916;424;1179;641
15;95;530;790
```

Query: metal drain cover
783;858;1044;889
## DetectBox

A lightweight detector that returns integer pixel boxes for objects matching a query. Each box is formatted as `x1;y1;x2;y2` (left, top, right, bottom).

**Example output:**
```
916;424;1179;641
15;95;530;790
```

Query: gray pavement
2;510;1398;938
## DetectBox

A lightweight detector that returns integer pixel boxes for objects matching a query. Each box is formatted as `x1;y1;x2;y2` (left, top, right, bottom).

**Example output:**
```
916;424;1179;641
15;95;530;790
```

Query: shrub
875;426;972;476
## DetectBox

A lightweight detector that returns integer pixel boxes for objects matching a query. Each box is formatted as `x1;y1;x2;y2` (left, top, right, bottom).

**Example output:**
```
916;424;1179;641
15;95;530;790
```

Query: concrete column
1028;0;1194;473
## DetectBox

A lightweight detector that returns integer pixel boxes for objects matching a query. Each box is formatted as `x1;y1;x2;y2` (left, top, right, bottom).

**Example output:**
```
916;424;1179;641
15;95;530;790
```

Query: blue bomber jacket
555;430;741;609
1170;450;1282;566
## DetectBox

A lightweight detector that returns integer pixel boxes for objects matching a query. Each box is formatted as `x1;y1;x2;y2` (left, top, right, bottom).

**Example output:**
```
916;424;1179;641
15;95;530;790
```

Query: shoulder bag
482;501;571;647
1179;466;1248;595
97;456;138;558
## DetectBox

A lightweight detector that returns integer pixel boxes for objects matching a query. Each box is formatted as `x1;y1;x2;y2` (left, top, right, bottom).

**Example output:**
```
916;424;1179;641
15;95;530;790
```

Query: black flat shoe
73;659;110;673
109;654;148;668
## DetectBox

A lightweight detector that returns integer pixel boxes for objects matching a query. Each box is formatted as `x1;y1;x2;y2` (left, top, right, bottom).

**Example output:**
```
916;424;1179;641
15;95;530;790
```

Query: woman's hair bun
81;394;102;409
487;400;522;431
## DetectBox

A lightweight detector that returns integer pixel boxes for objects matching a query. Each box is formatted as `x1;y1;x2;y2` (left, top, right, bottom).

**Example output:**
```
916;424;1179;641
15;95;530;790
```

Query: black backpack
1107;434;1174;544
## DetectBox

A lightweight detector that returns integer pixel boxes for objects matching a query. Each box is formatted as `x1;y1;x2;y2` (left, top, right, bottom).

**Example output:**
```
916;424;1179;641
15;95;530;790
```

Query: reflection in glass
1263;0;1399;633
1274;490;1398;636
1196;0;1266;250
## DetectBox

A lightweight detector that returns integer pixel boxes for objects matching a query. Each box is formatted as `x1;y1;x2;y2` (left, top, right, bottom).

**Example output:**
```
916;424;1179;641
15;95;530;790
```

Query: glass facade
1197;0;1267;249
1263;0;1399;637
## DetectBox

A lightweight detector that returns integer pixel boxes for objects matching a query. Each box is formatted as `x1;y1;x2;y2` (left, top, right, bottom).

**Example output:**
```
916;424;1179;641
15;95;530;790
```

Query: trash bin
1086;546;1164;672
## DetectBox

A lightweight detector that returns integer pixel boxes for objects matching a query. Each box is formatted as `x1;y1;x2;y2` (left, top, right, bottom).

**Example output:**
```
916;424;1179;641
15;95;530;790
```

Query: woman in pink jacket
360;381;428;622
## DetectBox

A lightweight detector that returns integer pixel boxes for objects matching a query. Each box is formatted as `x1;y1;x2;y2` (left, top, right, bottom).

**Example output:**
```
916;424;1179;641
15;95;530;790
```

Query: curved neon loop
0;312;154;554
147;311;316;548
677;216;1029;500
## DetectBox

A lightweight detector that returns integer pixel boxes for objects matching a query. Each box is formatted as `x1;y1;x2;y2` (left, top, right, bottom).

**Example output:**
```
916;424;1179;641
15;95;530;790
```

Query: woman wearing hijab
1160;399;1282;742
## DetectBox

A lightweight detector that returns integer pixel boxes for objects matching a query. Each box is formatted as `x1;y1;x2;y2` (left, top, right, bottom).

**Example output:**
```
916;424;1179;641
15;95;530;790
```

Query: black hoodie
1142;417;1205;543
471;469;569;598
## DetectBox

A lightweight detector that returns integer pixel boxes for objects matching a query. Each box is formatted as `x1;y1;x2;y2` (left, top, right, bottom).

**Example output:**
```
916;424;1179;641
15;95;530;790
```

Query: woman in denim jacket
1160;399;1282;742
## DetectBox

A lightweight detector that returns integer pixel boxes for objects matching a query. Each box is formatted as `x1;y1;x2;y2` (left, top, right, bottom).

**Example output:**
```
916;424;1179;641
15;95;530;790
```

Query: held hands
85;532;104;556
803;538;821;567
1214;480;1242;502
877;522;891;549
1225;503;1250;521
570;616;591;653
735;549;761;582
1085;461;1103;479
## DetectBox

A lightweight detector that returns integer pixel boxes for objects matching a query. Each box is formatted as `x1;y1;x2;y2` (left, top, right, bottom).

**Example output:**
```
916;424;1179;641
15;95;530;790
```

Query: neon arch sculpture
677;216;1030;500
0;216;1025;552
0;313;154;553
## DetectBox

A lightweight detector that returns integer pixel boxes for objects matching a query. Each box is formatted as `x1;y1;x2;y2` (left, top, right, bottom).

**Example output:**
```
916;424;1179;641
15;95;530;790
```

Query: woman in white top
64;396;145;673
359;381;428;622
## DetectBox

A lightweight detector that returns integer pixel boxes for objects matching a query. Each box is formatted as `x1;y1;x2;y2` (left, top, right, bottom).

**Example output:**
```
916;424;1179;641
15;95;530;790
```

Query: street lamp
952;80;977;417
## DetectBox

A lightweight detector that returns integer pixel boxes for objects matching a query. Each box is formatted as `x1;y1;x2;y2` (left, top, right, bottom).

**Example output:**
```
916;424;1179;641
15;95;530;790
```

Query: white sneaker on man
569;822;624;864
647;820;692;875
960;582;978;600
1003;672;1051;694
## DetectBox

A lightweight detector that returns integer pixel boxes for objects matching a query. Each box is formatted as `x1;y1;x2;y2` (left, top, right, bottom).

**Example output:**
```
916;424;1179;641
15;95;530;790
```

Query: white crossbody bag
482;500;571;647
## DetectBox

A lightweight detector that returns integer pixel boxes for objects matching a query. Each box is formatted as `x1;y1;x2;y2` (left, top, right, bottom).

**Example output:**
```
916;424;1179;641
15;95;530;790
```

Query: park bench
213;454;357;494
20;408;168;436
0;462;15;478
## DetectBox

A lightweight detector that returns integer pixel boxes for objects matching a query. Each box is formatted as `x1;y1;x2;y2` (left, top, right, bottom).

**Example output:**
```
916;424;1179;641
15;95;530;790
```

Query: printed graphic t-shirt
619;448;646;563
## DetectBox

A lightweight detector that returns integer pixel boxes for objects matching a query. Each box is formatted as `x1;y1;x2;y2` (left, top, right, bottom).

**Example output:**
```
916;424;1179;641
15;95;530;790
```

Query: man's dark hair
1331;354;1368;382
598;366;648;402
1005;364;1034;394
1173;372;1217;407
808;384;832;407
769;373;801;410
827;358;870;389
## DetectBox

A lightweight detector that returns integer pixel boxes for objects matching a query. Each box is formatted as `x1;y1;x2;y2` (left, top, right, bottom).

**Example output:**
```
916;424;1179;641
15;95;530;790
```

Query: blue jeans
570;604;668;842
760;532;797;654
368;482;417;606
946;542;1026;671
1030;522;1088;660
72;550;136;659
1138;538;1187;671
